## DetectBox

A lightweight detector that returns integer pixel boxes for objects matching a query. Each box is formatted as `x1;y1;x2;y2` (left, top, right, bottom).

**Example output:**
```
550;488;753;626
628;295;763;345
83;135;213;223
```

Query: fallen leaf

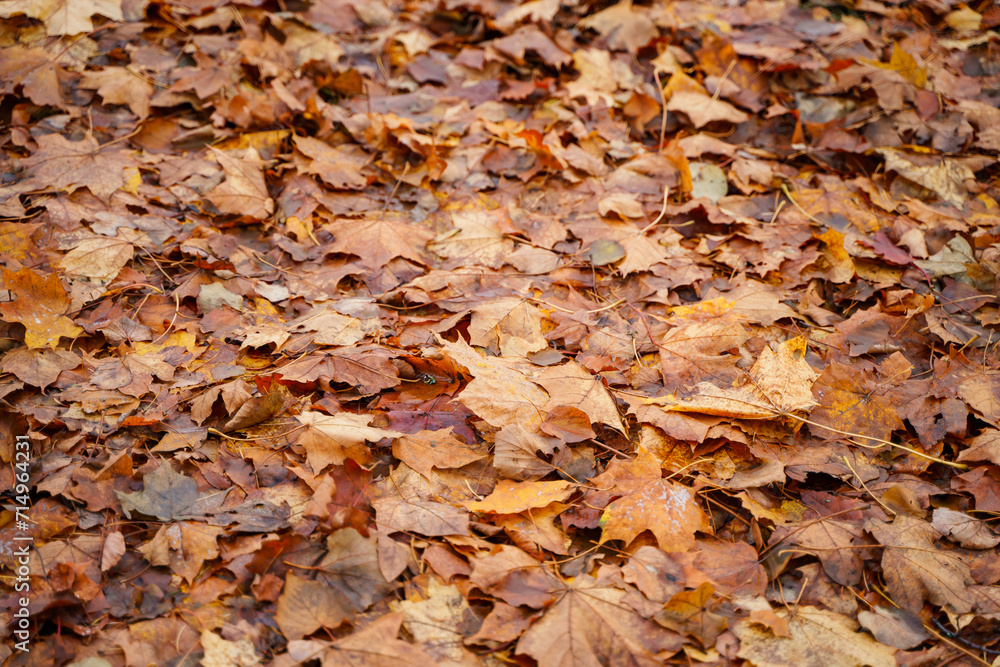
80;67;153;118
595;449;710;551
466;479;573;514
438;336;549;432
931;508;1000;549
0;0;123;35
59;236;134;281
516;575;683;666
208;148;275;219
295;410;403;472
116;463;222;522
0;346;80;387
864;514;975;614
325;213;433;270
392;428;488;481
1;268;84;348
734;606;896;667
276;572;353;640
23;132;134;201
373;496;470;537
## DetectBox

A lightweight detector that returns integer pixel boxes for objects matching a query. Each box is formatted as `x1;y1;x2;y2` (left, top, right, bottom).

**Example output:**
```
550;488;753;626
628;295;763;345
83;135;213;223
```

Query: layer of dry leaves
0;0;999;665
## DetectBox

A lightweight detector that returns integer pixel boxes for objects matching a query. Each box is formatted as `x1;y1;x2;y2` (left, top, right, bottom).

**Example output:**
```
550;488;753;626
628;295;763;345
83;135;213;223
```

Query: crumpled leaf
646;337;818;420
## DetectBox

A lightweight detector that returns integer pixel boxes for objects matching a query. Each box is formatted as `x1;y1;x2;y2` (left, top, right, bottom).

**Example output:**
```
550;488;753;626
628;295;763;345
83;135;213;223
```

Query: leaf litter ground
0;0;999;665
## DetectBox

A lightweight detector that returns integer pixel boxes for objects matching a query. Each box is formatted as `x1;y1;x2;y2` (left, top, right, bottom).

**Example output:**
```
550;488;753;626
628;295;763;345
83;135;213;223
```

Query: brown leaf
734;606;896;667
293;135;369;189
578;1;658;54
438;336;549;432
373;496;470;537
1;268;84;348
0;0;123;35
931;508;1000;549
80;67;153;118
392;428;488;481
466;479;573;514
537;359;624;433
314;612;435;666
596;450;710;551
276;572;353;640
325;213;433;270
857;606;930;650
138;521;222;583
208;148;275;219
100;531;126;571
0;347;80;388
23;132;134;201
316;527;393;610
116;463;222;522
295;411;403;472
0;47;63;106
809;361;904;444
469;298;547;357
389;578;482;665
516;575;683;666
647;337;818;420
469;544;557;608
864;515;975;614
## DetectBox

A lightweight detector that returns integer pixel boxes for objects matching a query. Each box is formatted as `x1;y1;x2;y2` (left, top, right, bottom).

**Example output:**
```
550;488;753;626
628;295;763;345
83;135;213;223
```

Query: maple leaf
469;297;547;357
138;521;222;583
0;46;63;106
79;67;153;118
647;337;818;420
494;423;560;480
200;631;260;667
325;213;432;270
931;508;1000;549
276;347;401;395
208;147;275;219
733;606;896;667
516;575;683;667
466;479;573;514
438;336;549;432
58;235;134;281
0;0;123;35
430;208;515;269
864;514;976;614
22;132;134;202
309;612;435;665
578;0;658;54
536;359;624;433
390;578;482;665
769;519;865;586
392;428;487;480
116;463;225;522
293;136;369;189
315;528;392;611
295;411;402;471
276;572;352;640
469;545;557;608
595;449;710;551
1;268;83;348
809;361;904;444
373;496;470;537
0;347;79;388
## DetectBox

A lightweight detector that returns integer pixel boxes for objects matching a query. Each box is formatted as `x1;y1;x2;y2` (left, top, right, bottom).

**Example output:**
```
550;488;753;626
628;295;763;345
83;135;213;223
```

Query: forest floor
1;0;999;665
